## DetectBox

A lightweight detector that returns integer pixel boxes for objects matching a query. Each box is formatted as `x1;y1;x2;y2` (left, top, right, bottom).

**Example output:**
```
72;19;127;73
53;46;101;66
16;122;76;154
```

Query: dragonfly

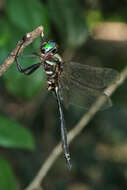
15;40;119;169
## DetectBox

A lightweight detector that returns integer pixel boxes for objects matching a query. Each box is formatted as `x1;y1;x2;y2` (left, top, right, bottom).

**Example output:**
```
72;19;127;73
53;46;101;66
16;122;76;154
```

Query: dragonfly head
40;41;58;55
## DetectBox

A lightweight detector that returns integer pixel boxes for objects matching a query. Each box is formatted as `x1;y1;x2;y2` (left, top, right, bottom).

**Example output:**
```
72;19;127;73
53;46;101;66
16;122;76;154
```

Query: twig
25;66;127;190
0;26;44;76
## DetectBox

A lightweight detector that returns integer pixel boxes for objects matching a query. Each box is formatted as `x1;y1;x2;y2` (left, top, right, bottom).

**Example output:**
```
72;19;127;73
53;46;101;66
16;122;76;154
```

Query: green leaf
0;18;26;64
0;115;35;149
6;0;50;34
47;0;88;48
0;17;12;63
0;157;16;190
0;19;9;47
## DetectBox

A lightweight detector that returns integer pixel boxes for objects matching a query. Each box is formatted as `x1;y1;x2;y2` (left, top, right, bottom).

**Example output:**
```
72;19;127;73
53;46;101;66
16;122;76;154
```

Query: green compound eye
40;41;56;54
45;42;55;52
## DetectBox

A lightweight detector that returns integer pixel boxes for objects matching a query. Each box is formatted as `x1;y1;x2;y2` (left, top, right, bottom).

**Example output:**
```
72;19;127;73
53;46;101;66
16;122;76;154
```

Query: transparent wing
67;62;119;89
59;62;119;110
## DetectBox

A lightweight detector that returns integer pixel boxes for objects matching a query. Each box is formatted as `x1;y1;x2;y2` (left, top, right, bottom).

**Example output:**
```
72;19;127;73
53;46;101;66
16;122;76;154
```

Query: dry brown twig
0;26;127;190
0;25;44;76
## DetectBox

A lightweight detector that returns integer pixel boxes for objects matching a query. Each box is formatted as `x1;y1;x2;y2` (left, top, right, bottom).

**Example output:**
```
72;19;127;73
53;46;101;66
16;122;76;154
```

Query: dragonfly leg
15;56;41;75
55;87;71;169
21;52;41;59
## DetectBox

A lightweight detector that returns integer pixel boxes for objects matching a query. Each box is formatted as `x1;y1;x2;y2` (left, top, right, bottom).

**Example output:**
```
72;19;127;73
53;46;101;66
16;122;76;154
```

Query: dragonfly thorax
43;54;63;91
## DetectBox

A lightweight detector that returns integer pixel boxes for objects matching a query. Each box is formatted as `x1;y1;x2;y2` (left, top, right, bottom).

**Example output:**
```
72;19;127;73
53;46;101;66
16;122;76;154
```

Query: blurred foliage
0;0;127;190
4;61;45;99
0;157;16;190
0;115;35;149
6;0;50;33
47;0;88;48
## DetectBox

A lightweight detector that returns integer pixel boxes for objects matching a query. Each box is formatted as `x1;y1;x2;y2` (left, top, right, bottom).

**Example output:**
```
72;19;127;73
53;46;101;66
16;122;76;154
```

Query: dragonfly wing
59;67;70;108
59;62;119;110
60;75;112;109
68;62;119;90
67;78;112;109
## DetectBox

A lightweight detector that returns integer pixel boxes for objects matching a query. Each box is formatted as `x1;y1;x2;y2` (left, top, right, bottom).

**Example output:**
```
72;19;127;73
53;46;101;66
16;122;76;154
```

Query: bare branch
0;26;44;76
25;66;127;190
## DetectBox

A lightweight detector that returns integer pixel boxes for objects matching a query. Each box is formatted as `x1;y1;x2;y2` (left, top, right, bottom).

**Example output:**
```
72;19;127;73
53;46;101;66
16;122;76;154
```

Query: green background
0;0;127;189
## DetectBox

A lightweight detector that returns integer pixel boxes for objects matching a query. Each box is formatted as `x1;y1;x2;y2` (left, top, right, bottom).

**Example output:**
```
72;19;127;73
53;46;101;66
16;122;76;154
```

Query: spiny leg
14;35;42;75
21;52;41;59
54;87;71;169
15;56;41;75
